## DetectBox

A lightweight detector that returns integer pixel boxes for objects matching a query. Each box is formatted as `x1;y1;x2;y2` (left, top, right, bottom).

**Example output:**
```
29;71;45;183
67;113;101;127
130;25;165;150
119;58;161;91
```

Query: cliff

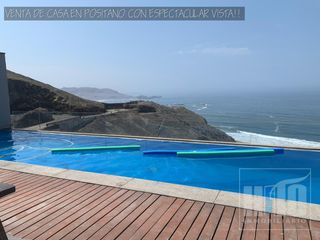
8;70;234;141
7;71;106;113
47;101;235;141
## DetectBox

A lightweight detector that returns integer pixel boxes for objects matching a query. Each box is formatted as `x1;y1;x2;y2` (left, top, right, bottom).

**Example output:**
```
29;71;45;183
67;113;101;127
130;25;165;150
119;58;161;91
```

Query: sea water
155;92;320;148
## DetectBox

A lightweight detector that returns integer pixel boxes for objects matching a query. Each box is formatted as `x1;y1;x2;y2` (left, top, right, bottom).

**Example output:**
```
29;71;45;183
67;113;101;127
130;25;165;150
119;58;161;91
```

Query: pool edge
16;129;320;151
1;160;319;221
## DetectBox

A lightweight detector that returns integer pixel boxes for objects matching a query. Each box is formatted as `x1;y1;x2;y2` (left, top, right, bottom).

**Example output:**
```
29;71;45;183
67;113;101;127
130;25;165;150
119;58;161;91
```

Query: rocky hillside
8;70;234;141
47;101;235;141
7;71;106;113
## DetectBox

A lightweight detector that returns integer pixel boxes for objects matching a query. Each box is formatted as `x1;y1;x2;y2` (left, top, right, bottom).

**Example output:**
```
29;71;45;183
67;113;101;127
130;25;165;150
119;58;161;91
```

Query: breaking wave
228;130;320;148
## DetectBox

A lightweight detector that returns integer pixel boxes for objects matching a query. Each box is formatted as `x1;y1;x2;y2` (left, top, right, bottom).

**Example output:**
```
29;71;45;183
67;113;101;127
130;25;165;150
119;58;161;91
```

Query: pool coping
1;160;319;221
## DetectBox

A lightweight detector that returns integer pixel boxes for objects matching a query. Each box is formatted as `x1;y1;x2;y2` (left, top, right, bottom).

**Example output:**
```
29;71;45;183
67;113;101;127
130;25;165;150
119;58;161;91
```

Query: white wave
228;131;320;148
197;104;208;111
219;125;237;130
274;122;280;133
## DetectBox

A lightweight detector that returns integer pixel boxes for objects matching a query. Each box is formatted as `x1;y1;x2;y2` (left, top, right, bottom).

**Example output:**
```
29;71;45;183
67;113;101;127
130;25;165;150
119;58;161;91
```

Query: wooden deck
0;169;319;240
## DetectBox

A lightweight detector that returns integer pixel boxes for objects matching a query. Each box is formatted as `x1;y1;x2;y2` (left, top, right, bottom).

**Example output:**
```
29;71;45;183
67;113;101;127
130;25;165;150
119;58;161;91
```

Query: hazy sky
1;0;319;96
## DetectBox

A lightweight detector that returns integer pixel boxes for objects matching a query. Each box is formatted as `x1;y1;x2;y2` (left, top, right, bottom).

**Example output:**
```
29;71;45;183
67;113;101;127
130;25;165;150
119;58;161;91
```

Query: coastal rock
13;107;53;128
7;70;234;142
76;102;235;141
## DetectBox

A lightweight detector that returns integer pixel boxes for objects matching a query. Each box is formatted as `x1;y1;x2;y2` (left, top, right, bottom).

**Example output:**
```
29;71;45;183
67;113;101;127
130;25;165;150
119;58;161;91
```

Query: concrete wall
0;53;11;130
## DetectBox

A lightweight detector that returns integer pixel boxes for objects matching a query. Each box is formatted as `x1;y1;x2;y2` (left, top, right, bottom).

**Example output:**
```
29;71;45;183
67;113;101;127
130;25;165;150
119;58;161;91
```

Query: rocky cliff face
72;102;235;141
7;71;106;113
13;107;53;128
7;70;234;142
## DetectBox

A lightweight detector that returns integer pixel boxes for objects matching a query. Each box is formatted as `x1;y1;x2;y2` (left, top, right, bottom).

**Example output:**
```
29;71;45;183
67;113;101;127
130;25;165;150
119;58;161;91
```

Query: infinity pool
1;130;320;204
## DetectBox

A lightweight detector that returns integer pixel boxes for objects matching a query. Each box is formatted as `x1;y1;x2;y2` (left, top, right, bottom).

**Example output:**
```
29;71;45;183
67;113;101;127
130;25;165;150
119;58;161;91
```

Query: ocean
154;92;320;148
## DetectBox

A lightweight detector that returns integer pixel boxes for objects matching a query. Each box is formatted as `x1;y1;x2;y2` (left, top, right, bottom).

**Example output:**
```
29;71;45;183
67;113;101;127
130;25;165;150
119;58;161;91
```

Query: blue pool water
1;130;320;204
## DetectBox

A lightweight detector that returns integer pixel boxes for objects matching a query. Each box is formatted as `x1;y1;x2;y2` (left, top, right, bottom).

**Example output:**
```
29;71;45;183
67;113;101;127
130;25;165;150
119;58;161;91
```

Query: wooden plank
170;201;204;240
7;184;102;236
42;188;122;239
73;191;143;239
227;208;246;240
88;193;150;240
283;216;297;240
3;174;53;188
0;171;17;180
1;175;45;190
125;196;176;240
0;171;319;240
3;181;88;227
0;178;66;215
255;211;270;240
116;196;173;240
0;179;72;217
20;185;110;239
0;170;24;177
184;203;214;240
0;176;59;204
142;198;185;240
0;179;72;219
241;210;257;240
39;188;125;240
0;173;46;194
296;218;311;240
309;220;320;240
198;204;224;240
212;206;235;240
0;171;46;185
270;214;284;240
0;172;50;187
0;172;25;182
157;200;194;240
56;189;130;240
101;194;159;240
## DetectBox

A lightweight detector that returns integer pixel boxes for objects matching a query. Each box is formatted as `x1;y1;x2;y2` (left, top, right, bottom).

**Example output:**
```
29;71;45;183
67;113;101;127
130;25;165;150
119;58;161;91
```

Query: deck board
212;206;235;240
141;198;184;240
116;196;171;240
198;204;224;240
156;200;194;240
184;203;214;240
283;216;297;240
128;196;176;240
102;194;159;240
270;214;284;240
310;220;320;240
0;169;319;240
227;207;246;240
255;212;270;240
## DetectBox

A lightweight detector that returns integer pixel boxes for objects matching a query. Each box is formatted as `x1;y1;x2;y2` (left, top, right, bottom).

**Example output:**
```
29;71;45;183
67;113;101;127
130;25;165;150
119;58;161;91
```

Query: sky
0;0;319;96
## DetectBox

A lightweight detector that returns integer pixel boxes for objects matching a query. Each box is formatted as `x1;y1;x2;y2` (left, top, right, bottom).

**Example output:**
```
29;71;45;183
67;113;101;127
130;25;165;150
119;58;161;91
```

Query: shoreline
227;130;320;149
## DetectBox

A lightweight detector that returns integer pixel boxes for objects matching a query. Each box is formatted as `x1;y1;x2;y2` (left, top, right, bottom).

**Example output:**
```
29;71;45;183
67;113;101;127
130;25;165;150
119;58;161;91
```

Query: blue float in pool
143;147;236;155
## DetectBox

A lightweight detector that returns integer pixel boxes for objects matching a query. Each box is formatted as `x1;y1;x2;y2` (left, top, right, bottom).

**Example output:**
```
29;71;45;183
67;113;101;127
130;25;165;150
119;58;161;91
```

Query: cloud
178;46;251;56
